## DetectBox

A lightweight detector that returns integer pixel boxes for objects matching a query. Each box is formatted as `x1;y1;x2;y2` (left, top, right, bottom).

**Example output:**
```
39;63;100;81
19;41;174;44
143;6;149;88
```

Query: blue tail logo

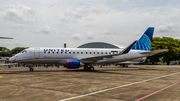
132;27;154;51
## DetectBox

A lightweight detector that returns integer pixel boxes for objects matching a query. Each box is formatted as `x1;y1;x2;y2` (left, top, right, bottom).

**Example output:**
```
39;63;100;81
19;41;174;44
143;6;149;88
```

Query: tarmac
0;65;180;101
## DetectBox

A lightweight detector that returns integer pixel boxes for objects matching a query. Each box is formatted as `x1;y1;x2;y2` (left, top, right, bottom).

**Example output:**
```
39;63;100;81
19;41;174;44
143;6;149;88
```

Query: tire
84;66;88;70
30;68;34;72
89;66;94;71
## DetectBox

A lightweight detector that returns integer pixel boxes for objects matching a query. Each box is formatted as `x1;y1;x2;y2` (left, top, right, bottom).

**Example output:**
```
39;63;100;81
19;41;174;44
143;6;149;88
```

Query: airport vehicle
9;27;168;71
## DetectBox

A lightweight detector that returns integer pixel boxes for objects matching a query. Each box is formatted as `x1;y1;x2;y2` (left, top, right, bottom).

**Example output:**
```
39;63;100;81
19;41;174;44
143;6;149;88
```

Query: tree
0;47;11;57
11;47;28;55
0;47;28;57
149;37;180;65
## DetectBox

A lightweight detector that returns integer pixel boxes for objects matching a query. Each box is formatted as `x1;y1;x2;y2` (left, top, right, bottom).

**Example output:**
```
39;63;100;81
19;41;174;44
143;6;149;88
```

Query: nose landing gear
28;64;34;72
30;67;34;72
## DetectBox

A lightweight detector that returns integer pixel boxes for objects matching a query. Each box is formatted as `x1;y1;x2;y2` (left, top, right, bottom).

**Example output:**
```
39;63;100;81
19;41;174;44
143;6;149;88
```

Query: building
0;57;11;64
77;42;121;49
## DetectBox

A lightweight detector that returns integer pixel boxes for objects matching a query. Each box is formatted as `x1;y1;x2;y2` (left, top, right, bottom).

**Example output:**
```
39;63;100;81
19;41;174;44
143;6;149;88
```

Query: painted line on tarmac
0;75;2;78
59;72;180;101
135;80;180;101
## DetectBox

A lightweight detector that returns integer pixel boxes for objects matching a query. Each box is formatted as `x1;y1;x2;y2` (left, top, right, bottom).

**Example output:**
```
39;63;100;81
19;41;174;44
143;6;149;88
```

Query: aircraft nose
9;56;15;62
9;57;13;62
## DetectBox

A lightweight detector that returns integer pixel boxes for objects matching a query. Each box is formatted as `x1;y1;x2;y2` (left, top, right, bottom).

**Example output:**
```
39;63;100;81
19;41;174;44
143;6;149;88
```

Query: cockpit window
20;50;27;54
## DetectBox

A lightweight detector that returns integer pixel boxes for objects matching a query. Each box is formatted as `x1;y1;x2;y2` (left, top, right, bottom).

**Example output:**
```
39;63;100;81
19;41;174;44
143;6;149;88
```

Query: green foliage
149;37;180;65
11;47;28;55
0;47;10;51
0;47;28;57
0;47;11;57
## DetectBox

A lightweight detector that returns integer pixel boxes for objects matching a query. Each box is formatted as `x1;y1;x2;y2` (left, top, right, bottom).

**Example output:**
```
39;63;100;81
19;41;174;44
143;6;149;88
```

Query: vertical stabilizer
132;27;154;51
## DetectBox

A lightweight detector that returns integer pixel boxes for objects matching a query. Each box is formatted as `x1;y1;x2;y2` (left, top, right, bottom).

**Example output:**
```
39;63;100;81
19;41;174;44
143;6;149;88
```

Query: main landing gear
122;64;128;68
84;66;94;71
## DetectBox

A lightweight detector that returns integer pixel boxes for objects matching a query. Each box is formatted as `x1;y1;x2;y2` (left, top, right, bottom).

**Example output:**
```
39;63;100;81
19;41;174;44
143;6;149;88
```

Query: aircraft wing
80;41;137;63
140;49;168;56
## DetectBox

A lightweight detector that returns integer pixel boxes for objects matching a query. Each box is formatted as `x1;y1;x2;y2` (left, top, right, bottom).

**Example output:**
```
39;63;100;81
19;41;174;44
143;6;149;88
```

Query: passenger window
57;52;59;54
44;52;46;53
53;52;54;54
101;52;103;54
105;52;107;54
65;52;67;54
89;52;91;54
97;52;99;54
48;51;50;54
69;52;71;54
94;52;95;54
86;52;88;54
61;52;63;54
73;52;75;54
81;52;83;54
77;52;79;54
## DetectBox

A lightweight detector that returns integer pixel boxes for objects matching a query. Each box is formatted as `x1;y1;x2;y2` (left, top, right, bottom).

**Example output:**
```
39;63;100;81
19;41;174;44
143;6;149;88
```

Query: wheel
88;66;94;71
84;66;88;70
30;68;34;72
123;64;128;68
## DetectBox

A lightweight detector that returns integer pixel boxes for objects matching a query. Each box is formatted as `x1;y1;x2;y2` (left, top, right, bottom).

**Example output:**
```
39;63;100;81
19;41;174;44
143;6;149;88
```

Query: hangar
77;42;121;49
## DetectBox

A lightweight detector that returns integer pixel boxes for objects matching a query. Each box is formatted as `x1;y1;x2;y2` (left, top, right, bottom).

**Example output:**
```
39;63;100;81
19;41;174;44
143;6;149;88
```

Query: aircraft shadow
0;68;158;75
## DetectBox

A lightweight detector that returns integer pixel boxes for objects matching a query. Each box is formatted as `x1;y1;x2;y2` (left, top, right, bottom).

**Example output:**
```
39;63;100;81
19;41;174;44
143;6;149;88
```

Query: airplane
9;27;168;72
0;37;13;39
0;37;13;53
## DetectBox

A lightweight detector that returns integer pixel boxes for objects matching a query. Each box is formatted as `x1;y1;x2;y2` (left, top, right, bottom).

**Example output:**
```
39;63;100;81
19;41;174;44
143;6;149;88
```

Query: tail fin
132;27;154;51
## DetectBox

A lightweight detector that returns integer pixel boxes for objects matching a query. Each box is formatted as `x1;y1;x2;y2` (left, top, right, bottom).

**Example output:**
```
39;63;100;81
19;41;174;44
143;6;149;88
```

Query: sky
0;0;180;49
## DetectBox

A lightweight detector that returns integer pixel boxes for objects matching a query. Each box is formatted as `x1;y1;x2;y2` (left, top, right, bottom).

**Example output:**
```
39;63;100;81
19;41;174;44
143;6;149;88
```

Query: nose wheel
30;68;34;72
29;66;34;72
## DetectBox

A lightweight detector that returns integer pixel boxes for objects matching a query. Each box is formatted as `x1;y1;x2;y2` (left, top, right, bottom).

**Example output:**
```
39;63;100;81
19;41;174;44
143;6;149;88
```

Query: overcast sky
0;0;180;49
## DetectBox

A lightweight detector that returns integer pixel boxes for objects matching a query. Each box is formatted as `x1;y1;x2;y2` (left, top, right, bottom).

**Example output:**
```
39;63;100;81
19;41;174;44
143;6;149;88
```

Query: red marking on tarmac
135;81;180;101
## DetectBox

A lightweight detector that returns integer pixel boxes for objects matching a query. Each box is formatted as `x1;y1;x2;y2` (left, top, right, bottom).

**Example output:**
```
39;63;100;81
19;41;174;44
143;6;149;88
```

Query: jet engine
66;60;80;69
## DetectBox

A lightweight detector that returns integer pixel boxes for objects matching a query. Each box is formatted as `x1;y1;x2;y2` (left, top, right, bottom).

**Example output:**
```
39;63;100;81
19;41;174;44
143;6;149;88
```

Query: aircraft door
34;48;40;58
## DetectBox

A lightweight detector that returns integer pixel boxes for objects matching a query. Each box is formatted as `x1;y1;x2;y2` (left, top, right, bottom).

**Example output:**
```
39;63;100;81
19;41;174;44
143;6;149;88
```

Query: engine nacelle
66;60;80;69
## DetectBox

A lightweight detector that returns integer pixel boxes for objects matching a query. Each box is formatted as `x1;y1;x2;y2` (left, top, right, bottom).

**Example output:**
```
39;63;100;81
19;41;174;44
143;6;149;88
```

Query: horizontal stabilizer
140;49;168;56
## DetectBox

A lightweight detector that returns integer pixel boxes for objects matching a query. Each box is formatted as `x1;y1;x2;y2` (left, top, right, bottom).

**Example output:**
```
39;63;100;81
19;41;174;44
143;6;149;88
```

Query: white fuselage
10;47;148;66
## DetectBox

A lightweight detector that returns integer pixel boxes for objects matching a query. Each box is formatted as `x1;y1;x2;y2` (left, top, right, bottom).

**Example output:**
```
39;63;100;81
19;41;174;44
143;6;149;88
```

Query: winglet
120;40;137;55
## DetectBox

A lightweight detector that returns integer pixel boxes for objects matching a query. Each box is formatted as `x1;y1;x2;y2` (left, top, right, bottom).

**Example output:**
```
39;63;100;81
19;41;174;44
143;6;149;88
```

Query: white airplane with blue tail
9;27;168;71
